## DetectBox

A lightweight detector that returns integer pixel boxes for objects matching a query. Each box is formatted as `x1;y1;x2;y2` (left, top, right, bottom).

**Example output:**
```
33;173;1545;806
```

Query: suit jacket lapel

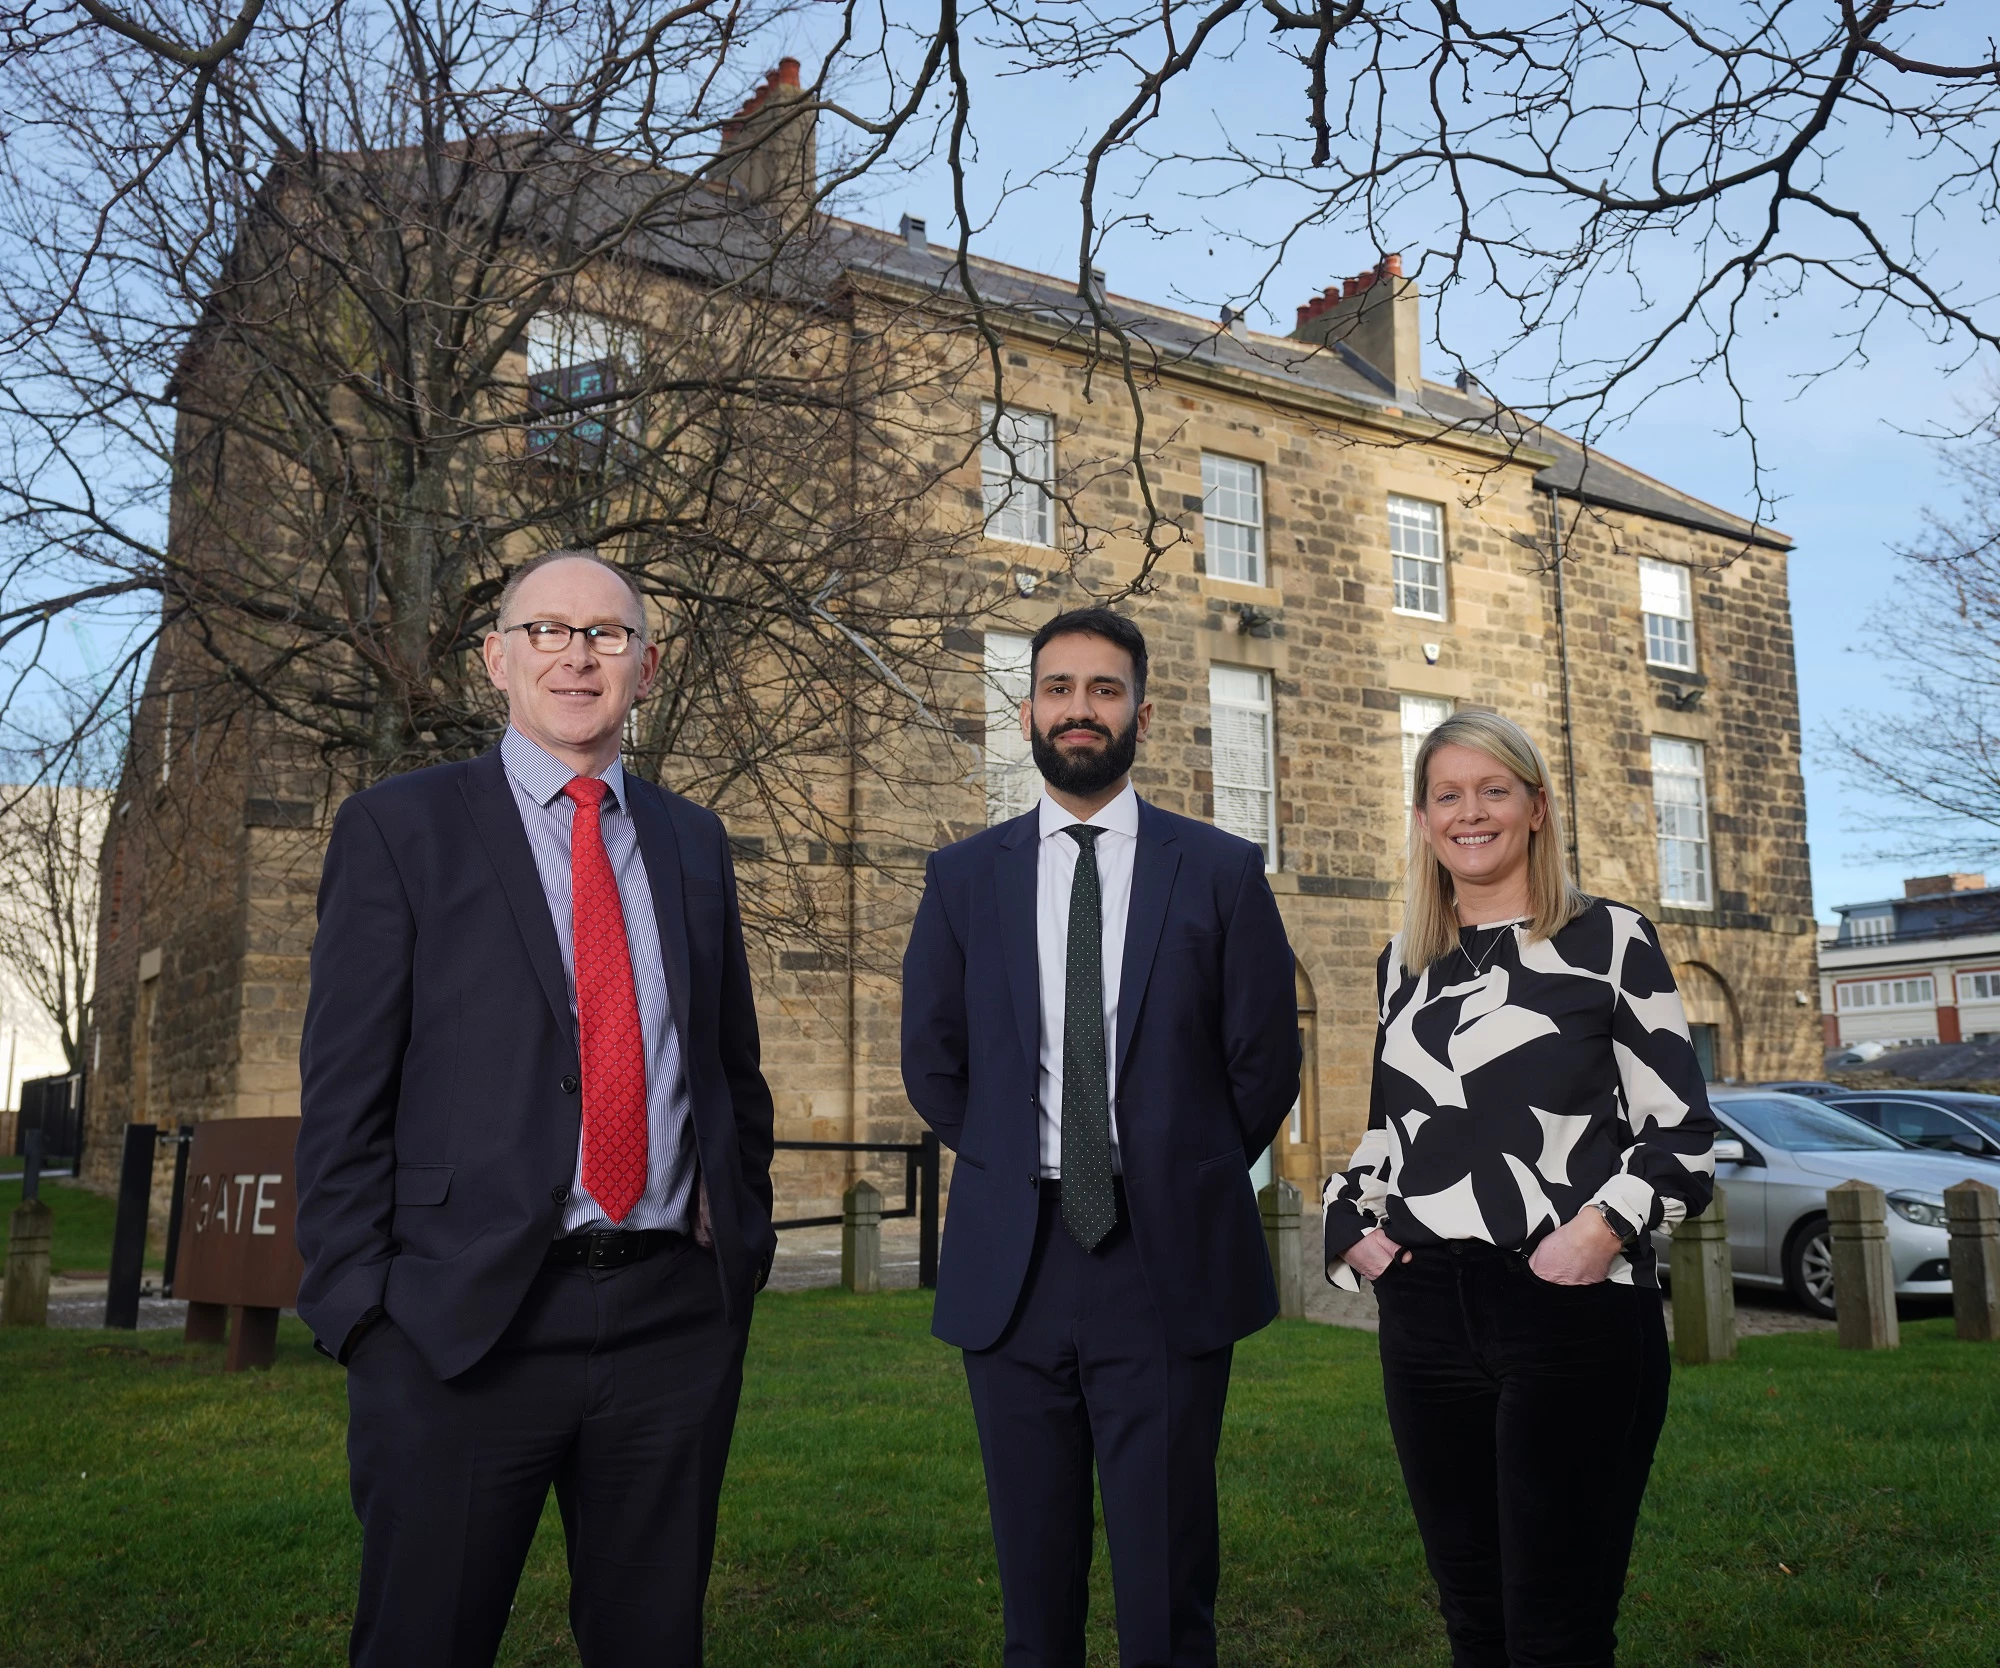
1115;800;1181;1082
625;779;695;1047
996;811;1042;1078
460;749;575;1050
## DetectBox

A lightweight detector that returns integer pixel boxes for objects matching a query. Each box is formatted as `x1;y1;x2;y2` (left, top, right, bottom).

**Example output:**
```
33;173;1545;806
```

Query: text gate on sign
171;1118;305;1369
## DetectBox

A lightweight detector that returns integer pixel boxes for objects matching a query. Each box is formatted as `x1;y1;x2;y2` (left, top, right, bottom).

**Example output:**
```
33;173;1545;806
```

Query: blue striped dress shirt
500;726;696;1236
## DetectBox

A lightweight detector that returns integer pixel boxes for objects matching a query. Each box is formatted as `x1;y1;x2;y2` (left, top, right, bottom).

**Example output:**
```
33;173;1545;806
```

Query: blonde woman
1324;711;1717;1668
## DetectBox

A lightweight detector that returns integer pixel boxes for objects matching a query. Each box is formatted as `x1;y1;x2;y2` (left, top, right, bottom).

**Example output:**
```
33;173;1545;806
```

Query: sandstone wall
86;308;1820;1229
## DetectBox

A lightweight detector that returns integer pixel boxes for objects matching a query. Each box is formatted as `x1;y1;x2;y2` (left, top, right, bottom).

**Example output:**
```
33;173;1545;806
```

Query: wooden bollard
2;1197;54;1328
1945;1179;2000;1342
1669;1191;1735;1364
1827;1180;1899;1351
842;1179;882;1294
1259;1178;1304;1320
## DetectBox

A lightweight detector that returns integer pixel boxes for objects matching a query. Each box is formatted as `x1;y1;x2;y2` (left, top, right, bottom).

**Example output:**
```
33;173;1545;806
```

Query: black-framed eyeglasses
506;620;641;655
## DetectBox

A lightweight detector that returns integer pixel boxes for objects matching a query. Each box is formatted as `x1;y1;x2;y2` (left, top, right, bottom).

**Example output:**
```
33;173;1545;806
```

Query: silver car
1654;1089;2000;1319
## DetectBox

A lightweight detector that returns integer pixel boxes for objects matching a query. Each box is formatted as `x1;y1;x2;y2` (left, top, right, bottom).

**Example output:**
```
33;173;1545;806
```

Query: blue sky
814;16;1993;921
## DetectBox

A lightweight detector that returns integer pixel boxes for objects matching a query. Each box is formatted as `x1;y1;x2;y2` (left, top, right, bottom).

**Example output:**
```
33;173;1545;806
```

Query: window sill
1657;902;1715;921
982;532;1055;551
1200;574;1282;606
1646;661;1705;682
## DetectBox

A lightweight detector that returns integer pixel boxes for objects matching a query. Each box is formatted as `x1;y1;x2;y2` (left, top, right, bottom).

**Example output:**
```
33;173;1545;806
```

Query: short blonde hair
1400;710;1590;975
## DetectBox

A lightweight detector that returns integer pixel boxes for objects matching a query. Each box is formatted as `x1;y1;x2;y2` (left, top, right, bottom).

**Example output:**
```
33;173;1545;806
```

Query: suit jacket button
562;1075;580;1094
551;1184;570;1205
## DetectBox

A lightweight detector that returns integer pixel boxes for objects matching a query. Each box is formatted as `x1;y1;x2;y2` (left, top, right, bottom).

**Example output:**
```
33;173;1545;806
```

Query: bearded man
900;607;1301;1667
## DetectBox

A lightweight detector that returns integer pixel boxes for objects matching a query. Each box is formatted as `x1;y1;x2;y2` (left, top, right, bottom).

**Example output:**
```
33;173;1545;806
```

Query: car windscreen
1717;1097;1909;1152
1929;1097;2000;1143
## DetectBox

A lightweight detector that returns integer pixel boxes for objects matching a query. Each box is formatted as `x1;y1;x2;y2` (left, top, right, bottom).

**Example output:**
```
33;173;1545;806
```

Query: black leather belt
546;1228;687;1270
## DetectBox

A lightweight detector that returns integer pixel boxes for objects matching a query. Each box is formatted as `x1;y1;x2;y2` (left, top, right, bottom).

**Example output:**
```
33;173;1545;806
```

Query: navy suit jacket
901;797;1302;1356
296;748;776;1380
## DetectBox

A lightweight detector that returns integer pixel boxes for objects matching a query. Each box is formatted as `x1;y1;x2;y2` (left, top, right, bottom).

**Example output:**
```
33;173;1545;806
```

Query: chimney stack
1290;254;1420;396
712;58;817;226
1905;873;1988;897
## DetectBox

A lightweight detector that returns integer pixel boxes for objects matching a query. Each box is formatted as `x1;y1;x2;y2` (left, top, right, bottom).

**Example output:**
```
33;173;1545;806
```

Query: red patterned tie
563;777;647;1224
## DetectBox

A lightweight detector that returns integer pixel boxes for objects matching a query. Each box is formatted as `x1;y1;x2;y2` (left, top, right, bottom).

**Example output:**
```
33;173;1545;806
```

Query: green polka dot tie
1061;825;1117;1252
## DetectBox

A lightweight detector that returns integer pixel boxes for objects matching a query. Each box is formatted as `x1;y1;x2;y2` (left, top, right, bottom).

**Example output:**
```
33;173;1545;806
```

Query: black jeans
1373;1241;1669;1668
344;1242;749;1668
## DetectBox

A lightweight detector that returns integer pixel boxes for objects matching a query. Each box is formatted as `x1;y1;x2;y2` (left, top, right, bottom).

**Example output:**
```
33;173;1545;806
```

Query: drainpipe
1546;485;1582;886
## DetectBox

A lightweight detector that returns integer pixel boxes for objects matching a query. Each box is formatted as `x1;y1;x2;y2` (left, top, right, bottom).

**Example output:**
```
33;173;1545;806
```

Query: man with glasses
297;549;776;1667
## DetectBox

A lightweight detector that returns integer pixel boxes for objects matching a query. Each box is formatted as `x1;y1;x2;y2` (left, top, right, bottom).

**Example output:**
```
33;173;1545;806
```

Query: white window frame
1388;495;1446;620
527;311;632;378
1958;970;2000;1003
1399;693;1452;810
1201;453;1265;585
1651;736;1712;909
981;403;1054;546
1639;558;1697;671
1847;915;1893;945
526;310;639;457
1836;977;1936;1012
982;632;1038;825
1208;664;1277;869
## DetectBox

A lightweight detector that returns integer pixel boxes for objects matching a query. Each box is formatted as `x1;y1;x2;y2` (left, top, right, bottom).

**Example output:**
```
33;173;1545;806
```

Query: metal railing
772;1133;939;1289
100;1123;944;1326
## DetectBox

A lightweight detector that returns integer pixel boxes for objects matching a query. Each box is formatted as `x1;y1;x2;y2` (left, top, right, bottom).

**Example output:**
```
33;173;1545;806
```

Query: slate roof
824;215;1792;552
255;142;1789;551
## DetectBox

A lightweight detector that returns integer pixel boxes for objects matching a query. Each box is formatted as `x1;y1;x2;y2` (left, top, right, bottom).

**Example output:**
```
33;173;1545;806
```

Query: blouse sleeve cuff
1323;1205;1372;1287
1587;1174;1657;1236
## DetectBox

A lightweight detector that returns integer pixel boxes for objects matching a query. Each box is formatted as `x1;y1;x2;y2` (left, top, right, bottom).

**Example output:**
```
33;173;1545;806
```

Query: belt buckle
585;1234;616;1270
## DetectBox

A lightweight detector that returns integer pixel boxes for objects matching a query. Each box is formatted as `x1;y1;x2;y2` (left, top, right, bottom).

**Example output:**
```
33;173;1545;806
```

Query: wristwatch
1590;1201;1638;1246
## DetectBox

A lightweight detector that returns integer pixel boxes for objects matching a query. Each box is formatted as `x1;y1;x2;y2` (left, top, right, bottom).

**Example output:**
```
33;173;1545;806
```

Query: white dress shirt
1035;783;1139;1178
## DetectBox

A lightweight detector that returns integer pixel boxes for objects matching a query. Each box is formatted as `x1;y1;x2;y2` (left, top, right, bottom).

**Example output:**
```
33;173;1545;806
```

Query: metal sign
171;1118;305;1311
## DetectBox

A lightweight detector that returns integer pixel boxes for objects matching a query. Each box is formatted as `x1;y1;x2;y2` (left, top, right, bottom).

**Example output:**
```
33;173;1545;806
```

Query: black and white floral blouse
1323;899;1718;1290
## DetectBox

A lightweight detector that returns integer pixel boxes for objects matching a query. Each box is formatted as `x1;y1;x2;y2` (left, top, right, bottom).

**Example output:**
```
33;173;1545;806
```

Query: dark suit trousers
344;1242;749;1668
961;1183;1234;1668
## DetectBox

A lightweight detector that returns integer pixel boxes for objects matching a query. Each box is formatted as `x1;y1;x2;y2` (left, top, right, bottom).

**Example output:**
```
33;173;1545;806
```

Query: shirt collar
1037;781;1139;843
501;726;627;812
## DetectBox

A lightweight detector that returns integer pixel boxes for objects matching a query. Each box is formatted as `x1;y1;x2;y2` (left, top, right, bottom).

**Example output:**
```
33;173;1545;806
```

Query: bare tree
18;3;1999;597
1835;400;2000;863
941;0;2000;581
0;3;1017;953
8;2;1995;884
0;749;110;1071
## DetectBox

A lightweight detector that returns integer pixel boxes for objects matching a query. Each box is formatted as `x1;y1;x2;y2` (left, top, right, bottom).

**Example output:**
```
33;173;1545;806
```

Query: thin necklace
1457;918;1520;980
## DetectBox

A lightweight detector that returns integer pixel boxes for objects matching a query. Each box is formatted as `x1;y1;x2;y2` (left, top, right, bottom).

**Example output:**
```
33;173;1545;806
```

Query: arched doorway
1675;962;1741;1084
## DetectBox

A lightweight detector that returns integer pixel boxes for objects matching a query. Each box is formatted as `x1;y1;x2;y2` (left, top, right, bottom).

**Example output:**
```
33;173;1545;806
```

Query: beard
1031;712;1140;798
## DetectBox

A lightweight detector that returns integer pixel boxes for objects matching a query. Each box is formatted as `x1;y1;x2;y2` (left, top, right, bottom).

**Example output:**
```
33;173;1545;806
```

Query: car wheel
1784;1215;1836;1319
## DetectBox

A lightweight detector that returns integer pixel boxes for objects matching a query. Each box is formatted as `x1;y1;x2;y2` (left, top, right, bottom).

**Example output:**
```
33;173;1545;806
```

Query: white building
1819;873;2000;1050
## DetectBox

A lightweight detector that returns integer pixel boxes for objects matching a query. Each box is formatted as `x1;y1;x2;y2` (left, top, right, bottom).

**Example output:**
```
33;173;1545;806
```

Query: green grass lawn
0;1293;1993;1666
3;1176;160;1277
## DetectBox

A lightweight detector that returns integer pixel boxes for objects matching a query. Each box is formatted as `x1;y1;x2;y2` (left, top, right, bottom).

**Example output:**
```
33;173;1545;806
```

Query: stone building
82;93;1822;1215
